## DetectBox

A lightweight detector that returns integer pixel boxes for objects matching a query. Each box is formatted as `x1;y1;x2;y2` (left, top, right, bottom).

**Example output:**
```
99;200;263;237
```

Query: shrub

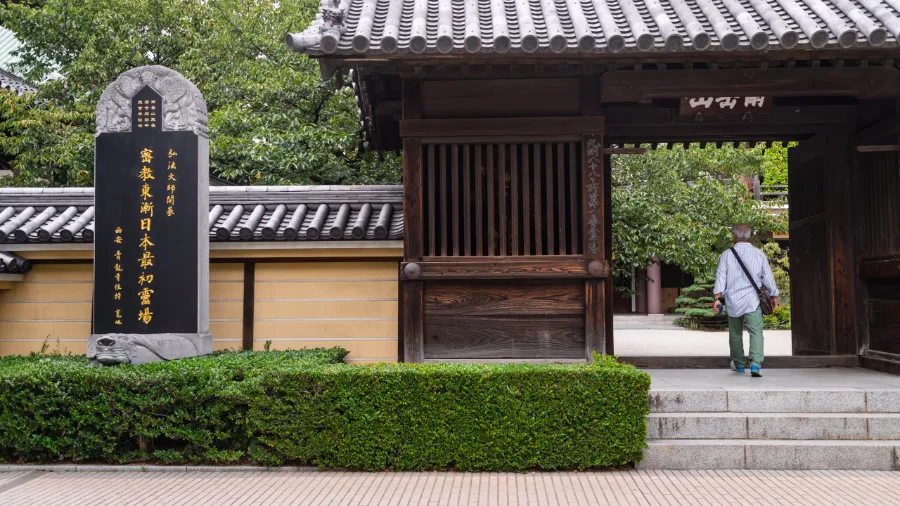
0;350;650;471
674;276;727;329
764;304;792;330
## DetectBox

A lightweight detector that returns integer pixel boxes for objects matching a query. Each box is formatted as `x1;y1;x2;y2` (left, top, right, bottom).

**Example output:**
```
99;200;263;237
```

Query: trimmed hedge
0;350;650;470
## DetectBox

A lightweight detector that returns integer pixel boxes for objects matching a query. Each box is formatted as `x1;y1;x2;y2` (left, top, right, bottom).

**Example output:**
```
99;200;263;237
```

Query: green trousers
729;309;764;368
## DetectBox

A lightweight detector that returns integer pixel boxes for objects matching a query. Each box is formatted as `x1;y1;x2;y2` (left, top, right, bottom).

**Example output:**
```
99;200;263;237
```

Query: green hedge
0;350;650;471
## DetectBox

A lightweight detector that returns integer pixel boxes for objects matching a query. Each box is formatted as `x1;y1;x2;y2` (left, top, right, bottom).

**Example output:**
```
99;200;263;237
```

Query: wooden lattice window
422;142;583;257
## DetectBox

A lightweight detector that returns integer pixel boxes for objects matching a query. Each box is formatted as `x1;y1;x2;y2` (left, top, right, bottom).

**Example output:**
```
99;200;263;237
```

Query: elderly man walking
713;225;780;377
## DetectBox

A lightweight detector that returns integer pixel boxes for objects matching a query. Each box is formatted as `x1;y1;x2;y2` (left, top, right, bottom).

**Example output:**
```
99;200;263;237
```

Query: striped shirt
713;242;779;317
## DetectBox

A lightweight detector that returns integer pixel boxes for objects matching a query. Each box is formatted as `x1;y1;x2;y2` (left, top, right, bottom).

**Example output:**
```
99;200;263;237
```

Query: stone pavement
2;469;900;505
614;328;792;356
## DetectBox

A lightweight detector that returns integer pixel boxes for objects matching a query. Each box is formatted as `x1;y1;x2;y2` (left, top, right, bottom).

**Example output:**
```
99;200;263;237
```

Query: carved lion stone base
87;333;213;366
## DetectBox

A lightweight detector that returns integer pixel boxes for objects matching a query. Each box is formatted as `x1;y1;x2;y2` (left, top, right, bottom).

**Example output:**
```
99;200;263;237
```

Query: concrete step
649;389;900;413
638;440;900;470
647;413;900;440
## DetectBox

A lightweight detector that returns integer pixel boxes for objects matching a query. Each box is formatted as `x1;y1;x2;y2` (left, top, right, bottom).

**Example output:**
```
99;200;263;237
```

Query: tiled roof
0;186;404;244
286;0;900;56
0;27;34;95
0;251;30;273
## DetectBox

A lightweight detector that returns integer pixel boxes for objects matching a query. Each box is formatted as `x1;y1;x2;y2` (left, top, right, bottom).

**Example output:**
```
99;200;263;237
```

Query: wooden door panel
789;138;833;356
423;279;585;359
424;279;583;316
424;316;585;359
789;223;833;355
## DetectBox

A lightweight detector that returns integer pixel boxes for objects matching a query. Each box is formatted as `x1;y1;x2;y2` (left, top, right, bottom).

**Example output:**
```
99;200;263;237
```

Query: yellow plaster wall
0;264;92;356
209;263;244;351
253;261;399;363
0;263;245;356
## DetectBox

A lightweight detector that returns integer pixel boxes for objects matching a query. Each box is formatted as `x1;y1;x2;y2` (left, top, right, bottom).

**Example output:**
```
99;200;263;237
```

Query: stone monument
88;65;211;365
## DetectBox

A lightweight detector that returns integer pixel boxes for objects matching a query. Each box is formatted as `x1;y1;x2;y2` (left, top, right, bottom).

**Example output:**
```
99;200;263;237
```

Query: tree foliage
0;0;400;187
612;144;788;282
760;142;796;187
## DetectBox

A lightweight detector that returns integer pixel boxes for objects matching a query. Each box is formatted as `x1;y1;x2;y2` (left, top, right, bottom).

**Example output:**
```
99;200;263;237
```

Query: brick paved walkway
1;469;899;505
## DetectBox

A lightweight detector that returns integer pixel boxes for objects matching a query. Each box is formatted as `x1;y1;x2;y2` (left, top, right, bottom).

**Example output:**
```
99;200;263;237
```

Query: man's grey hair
732;224;753;241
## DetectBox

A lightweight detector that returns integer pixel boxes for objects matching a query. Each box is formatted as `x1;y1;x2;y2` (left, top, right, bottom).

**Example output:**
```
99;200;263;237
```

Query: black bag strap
730;247;764;295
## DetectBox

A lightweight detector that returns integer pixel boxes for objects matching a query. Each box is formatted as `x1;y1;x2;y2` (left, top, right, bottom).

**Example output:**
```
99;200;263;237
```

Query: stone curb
0;465;322;473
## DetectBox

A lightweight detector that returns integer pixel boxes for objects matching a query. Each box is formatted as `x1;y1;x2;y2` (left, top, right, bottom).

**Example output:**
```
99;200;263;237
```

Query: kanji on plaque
679;96;772;116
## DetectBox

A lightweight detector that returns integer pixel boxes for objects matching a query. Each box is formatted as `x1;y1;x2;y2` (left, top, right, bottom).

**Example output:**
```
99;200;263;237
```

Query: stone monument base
87;332;213;366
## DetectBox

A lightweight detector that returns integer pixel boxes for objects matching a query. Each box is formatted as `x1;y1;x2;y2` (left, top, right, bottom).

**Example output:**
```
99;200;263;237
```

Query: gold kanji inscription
139;166;155;181
139;251;154;268
138;308;153;324
138;287;154;306
139;233;154;250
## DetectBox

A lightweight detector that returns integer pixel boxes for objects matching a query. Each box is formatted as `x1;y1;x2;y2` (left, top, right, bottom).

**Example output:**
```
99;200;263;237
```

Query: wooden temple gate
287;0;900;372
398;85;612;362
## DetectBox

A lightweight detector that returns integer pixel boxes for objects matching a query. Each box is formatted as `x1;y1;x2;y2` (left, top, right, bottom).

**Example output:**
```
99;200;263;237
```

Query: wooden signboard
679;96;772;116
90;65;211;365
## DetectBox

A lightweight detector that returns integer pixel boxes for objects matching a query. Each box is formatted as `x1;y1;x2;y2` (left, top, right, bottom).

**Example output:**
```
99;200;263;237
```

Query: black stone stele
95;87;199;334
90;65;210;365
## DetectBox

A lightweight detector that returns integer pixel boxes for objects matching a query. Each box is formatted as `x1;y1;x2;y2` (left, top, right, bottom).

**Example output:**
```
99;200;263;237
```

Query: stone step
638;440;900;470
649;389;900;413
647;413;900;440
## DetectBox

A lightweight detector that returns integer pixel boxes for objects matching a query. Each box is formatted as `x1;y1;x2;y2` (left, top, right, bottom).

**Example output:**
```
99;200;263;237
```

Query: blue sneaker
730;360;745;373
750;365;762;377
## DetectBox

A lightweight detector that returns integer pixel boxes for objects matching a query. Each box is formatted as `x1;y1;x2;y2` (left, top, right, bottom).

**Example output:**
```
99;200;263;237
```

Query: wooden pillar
647;257;663;315
581;75;612;358
635;268;648;314
583;132;606;360
242;262;255;351
825;126;857;356
401;79;425;363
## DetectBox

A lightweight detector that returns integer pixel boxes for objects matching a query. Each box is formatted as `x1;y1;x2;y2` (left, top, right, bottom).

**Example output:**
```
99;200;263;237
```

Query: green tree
674;276;723;323
612;144;788;283
759;141;797;187
0;0;400;187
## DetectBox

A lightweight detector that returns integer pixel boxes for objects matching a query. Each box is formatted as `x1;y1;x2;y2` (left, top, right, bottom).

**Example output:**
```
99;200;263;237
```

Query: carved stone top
96;65;208;138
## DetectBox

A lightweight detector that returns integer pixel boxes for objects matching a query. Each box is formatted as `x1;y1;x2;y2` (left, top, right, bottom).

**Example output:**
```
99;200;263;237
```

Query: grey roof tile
0;186;404;244
286;0;900;55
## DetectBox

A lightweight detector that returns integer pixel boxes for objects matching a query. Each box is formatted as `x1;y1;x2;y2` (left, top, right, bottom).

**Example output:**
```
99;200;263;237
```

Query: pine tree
674;276;724;324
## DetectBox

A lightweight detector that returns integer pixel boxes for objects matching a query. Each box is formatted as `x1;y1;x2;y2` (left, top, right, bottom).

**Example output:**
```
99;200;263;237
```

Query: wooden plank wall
855;144;900;359
252;262;399;363
424;280;585;359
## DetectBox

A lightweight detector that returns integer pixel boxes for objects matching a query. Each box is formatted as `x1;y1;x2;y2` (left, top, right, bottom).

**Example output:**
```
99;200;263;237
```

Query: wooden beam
859;258;900;279
620;355;860;369
599;67;900;102
242;262;255;351
403;139;423;260
402;281;424;363
603;147;647;154
857;145;900;152
400;258;609;280
400;117;605;138
825;126;857;356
